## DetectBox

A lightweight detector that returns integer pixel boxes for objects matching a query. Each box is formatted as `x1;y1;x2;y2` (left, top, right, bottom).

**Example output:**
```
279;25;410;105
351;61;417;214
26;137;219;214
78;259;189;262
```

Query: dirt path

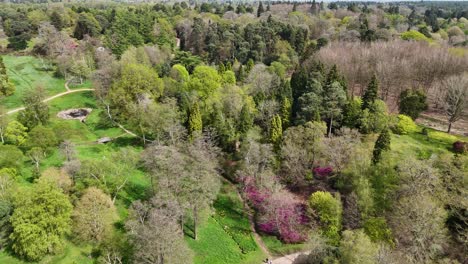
271;251;310;264
4;88;95;115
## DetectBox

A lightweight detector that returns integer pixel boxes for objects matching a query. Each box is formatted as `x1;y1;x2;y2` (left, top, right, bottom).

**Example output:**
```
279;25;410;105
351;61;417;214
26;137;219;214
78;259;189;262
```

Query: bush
453;141;467;154
309;191;342;245
392;114;418;135
363;217;394;245
401;30;431;42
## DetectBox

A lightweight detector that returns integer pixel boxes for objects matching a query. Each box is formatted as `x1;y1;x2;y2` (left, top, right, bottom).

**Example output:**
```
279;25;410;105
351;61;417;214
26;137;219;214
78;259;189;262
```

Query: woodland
0;1;467;264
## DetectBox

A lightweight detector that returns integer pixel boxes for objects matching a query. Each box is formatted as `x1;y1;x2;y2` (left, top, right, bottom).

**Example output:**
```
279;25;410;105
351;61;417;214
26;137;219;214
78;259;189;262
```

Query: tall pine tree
270;114;282;147
372;128;391;164
257;2;265;17
362;74;379;111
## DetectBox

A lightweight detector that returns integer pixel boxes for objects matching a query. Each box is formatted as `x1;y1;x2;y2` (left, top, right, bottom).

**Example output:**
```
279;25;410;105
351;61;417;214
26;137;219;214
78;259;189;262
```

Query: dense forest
0;1;467;264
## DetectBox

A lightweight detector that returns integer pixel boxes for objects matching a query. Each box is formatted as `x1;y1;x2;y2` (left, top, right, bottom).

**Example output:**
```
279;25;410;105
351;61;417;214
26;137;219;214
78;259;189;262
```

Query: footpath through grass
1;56;65;109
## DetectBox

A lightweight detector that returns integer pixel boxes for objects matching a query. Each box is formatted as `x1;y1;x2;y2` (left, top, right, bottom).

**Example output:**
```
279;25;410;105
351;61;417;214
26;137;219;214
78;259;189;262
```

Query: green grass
0;241;93;264
1;56;66;110
391;125;468;159
261;235;306;257
187;182;266;264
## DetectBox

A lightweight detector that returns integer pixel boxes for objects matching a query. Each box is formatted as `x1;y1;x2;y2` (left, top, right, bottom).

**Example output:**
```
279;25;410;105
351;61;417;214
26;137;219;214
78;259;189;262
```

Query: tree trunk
193;205;198;240
447;122;452;133
0;131;3;144
328;115;333;137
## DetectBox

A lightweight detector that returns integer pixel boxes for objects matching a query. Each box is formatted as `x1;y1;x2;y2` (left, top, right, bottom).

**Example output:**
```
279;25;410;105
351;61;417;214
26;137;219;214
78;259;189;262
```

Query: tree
390;195;447;263
393;114;417;135
280;122;326;186
340;230;378;264
76;148;139;204
443;75;468;133
398;89;428;120
50;11;63;31
10;181;72;261
270;114;282;147
25;125;58;153
126;199;193;264
7;20;31;51
142;137;221;240
372;129;391;164
0;145;24;170
73;13;102;40
59;140;76;162
0;56;15;96
0;107;9;144
322;81;347;137
109;63;164;120
257;1;264;17
238;104;253;135
73;187;118;242
17;86;49;129
188;102;202;139
28;147;45;177
4;121;27;146
362;75;379;111
309;191;342;245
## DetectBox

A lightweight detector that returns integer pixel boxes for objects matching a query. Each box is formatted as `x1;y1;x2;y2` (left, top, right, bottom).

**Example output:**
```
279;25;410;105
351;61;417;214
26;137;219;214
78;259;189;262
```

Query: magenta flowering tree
313;166;333;179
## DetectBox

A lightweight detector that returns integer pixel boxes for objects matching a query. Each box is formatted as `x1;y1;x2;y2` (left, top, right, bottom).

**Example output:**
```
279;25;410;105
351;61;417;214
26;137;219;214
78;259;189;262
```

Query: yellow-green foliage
393;114;418;135
309;191;342;245
401;30;432;43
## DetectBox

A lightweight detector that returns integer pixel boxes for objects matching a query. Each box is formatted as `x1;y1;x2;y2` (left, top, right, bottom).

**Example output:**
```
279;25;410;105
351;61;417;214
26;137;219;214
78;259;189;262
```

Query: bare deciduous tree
442;75;468;133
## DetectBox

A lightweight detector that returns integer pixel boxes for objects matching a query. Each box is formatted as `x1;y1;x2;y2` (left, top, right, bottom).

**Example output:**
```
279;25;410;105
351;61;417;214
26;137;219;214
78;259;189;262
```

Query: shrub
393;114;418;135
453;141;467;154
363;217;394;245
313;166;333;179
401;30;431;42
309;191;342;245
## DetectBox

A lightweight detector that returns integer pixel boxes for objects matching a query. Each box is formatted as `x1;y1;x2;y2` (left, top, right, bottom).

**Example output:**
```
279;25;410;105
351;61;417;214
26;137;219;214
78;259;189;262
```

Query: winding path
4;88;95;115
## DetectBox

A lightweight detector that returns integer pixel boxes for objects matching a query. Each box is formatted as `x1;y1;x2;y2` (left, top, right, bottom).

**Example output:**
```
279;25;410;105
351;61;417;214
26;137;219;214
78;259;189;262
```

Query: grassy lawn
187;182;266;264
261;235;306;257
1;56;66;109
391;125;468;159
0;241;93;264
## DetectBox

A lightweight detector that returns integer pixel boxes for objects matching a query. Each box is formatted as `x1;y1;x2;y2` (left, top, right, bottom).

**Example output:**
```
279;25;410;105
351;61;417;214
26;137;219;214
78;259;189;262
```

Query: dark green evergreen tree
372;129;391;164
257;2;265;17
17;87;49;130
398;89;428;120
362;75;379;111
238;104;253;135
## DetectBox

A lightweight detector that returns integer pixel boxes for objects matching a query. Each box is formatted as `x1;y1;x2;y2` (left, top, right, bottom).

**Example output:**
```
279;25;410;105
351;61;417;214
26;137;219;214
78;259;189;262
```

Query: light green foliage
309;191;342;245
109;63;163;118
363;217;394;245
270;114;282;146
340;230;378;264
343;97;362;128
170;64;190;83
188;65;222;99
280;97;292;128
222;70;236;85
393;114;418;135
359;100;389;134
4;121;28;146
0;145;24;171
0;56;15;97
25;125;58;152
10;181;72;261
189;102;203;139
401;30;432;42
372;129;391;164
